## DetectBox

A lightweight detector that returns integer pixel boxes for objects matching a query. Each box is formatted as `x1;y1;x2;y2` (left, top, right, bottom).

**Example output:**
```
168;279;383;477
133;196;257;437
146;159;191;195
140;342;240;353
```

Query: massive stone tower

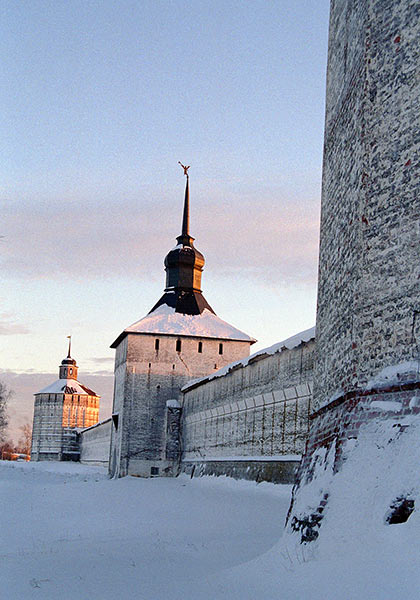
315;0;420;408
109;169;255;478
287;0;420;542
31;339;100;461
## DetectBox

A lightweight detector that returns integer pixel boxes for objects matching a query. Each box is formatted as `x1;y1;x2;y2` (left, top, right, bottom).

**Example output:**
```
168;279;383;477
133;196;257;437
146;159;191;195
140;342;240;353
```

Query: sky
1;0;330;441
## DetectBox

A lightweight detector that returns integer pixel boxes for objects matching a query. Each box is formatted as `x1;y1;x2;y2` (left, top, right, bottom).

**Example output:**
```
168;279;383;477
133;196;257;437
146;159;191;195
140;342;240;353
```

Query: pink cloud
3;192;319;285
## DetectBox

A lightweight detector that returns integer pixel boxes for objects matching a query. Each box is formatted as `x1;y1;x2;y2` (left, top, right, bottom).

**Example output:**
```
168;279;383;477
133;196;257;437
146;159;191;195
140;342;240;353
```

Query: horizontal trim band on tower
312;380;420;419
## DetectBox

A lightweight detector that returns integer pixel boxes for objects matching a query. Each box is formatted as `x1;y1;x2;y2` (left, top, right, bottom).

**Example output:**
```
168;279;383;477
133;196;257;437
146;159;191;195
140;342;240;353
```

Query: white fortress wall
180;329;315;483
79;418;112;467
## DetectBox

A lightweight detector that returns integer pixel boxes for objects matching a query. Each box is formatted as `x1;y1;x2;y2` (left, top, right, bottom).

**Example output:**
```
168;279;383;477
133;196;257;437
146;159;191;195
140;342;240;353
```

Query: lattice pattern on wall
182;382;313;460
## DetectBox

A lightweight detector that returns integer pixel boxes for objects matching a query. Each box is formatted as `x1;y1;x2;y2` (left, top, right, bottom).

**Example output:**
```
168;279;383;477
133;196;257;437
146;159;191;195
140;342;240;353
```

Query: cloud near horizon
3;190;319;286
0;313;31;336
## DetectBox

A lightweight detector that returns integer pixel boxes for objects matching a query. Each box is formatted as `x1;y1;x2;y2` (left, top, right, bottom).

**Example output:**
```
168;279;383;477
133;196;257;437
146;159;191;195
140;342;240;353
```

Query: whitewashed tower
287;0;420;541
31;339;100;461
109;166;255;478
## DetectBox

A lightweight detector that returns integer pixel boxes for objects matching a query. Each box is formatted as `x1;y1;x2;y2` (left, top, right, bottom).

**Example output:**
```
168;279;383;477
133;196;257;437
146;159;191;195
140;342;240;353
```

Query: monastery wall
79;418;112;467
180;334;315;483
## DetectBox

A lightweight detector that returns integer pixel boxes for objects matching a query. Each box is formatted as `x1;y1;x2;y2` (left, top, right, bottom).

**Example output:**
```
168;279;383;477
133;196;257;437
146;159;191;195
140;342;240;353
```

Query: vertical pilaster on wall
165;402;182;464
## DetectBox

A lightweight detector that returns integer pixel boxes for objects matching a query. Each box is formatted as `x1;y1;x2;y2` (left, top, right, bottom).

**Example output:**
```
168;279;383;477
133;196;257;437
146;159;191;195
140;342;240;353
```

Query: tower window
148;363;151;369
176;339;182;352
172;364;175;370
69;368;73;375
219;343;223;355
198;341;203;353
155;339;160;351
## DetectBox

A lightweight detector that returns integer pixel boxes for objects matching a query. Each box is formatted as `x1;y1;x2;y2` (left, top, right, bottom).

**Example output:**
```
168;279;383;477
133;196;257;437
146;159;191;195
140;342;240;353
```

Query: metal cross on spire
178;161;190;178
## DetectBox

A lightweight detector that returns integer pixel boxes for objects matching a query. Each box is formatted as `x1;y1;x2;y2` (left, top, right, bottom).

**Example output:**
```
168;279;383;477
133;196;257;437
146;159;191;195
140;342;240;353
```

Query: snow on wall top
182;326;316;391
122;304;255;342
36;378;99;396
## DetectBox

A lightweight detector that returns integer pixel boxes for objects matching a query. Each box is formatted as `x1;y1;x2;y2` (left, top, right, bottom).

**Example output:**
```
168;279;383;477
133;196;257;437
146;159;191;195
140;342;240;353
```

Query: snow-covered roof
35;378;99;396
112;304;255;345
182;326;316;392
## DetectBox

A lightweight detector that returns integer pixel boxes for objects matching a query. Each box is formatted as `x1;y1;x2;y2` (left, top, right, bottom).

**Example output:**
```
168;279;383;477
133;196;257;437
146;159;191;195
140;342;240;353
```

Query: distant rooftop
36;378;99;396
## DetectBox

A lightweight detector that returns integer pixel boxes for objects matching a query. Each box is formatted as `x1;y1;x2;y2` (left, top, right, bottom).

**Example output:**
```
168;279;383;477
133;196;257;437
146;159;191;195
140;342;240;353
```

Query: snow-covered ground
1;459;420;600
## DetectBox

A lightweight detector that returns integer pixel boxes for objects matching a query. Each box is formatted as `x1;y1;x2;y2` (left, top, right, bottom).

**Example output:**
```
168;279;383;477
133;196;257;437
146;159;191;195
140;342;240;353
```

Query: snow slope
0;462;290;600
2;454;420;600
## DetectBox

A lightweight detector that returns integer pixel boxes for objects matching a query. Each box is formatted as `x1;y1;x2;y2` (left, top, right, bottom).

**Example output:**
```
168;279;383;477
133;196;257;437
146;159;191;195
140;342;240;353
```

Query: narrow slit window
219;343;223;355
198;341;203;353
176;339;182;352
155;339;160;351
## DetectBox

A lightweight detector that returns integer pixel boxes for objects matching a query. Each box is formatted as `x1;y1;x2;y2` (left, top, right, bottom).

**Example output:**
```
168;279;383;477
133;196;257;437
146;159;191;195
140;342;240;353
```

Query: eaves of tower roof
110;304;255;349
35;378;99;397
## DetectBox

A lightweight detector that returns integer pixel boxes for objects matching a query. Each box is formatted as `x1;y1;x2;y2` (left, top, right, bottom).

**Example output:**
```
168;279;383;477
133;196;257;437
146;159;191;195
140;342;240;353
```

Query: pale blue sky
1;0;330;437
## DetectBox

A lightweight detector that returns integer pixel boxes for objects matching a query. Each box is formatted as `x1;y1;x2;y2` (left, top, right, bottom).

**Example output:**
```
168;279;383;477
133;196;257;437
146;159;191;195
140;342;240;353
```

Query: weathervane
178;161;190;178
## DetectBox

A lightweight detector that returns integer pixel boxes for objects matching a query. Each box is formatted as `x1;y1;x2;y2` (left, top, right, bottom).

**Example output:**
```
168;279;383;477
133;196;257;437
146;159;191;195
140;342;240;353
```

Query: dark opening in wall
148;363;151;369
112;413;119;430
219;343;223;355
386;497;415;524
172;364;175;370
150;466;159;476
155;339;160;351
198;341;203;353
176;339;182;352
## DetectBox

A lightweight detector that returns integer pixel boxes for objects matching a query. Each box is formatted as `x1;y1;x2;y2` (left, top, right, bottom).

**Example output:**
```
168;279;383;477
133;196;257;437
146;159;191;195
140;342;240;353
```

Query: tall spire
182;172;189;236
60;335;77;379
177;162;193;246
146;162;215;316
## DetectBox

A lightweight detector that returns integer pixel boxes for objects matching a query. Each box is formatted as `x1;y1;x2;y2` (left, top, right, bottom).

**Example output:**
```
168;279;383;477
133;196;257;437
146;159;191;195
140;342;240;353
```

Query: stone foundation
181;457;300;484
